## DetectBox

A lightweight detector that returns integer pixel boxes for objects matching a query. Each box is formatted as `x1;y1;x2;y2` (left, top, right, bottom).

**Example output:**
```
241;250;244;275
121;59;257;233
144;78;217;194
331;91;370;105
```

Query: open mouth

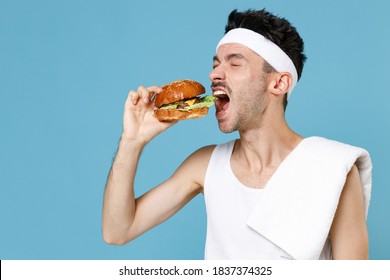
213;90;230;119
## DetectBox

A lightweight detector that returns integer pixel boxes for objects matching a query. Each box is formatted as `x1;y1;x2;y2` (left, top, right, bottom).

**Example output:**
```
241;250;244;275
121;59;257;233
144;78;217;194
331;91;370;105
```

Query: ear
268;72;292;97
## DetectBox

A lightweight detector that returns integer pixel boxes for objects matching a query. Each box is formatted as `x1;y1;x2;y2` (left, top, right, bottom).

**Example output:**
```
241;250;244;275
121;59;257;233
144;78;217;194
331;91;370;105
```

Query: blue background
1;0;389;259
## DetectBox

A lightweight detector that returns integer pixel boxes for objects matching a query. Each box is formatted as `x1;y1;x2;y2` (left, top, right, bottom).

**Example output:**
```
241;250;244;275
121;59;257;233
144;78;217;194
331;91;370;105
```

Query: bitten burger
154;80;216;121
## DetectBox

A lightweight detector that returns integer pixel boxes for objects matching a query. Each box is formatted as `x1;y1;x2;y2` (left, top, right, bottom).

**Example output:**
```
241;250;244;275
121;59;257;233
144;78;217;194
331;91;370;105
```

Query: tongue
216;98;230;111
222;100;230;110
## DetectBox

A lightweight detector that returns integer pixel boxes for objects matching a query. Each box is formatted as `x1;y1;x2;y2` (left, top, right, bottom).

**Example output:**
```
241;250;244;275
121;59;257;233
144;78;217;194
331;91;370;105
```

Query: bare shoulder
190;145;217;161
330;164;368;259
171;145;216;193
341;164;365;206
346;164;361;185
337;164;365;218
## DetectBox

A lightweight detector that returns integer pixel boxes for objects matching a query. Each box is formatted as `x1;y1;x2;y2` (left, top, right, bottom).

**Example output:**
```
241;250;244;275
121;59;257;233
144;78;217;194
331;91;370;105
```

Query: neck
235;111;302;171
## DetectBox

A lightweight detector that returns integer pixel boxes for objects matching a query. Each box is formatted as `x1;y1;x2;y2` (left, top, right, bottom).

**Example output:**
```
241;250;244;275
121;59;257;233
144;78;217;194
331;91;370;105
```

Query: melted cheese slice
185;98;197;106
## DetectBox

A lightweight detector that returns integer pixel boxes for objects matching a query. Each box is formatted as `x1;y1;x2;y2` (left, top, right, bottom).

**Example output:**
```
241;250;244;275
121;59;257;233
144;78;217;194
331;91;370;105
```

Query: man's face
209;43;268;133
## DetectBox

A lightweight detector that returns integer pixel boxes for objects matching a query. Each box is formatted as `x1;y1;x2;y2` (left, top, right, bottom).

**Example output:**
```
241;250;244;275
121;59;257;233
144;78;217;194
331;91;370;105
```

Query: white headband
216;28;298;98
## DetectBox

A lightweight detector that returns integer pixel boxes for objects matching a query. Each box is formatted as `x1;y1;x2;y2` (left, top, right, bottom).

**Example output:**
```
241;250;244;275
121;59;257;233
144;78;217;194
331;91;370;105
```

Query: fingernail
143;98;149;103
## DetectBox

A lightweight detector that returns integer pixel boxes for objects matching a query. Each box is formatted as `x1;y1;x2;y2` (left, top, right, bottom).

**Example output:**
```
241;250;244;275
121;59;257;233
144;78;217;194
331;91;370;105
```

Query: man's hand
122;86;177;144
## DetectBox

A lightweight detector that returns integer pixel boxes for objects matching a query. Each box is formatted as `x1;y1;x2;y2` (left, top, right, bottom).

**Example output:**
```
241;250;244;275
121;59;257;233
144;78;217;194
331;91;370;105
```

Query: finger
137;86;153;104
126;90;140;105
147;86;163;94
148;86;163;101
161;119;179;128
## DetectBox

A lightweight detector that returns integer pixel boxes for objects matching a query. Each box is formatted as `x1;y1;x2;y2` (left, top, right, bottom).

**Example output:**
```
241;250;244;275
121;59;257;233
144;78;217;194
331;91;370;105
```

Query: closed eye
227;54;246;68
212;55;220;69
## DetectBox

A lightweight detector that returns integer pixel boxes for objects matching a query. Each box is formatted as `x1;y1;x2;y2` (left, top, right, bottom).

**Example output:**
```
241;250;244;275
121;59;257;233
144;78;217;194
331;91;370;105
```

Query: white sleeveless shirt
203;140;332;260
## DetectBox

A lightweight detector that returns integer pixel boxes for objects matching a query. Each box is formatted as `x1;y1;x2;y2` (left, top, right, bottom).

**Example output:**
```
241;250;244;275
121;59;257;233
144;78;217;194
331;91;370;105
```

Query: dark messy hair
225;9;307;108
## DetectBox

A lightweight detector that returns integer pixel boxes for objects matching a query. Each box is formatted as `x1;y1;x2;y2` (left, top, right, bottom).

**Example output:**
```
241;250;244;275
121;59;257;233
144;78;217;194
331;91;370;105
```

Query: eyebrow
213;53;247;63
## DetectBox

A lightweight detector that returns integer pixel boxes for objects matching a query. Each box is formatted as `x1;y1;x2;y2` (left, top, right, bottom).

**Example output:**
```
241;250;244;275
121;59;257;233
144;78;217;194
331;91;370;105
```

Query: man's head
210;9;306;133
225;9;306;83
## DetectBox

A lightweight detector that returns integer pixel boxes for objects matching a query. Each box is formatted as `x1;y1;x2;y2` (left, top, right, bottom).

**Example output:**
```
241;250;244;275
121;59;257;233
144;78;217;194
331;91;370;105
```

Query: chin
217;120;238;134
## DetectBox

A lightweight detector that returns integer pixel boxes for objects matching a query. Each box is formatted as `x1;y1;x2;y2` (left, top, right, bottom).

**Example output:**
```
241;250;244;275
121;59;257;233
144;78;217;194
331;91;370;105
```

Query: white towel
246;136;372;260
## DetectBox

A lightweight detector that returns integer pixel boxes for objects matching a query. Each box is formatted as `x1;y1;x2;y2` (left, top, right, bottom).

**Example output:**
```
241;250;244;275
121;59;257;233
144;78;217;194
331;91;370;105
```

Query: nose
209;64;226;83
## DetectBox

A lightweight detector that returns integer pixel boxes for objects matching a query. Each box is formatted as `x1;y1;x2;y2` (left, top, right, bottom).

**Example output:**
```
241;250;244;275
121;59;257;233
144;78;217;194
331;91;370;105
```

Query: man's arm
330;164;369;259
102;85;213;245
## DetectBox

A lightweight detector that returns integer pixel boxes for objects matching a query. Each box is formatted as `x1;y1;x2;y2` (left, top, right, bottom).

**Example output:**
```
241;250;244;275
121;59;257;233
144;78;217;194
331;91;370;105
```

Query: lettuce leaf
159;95;216;111
185;95;216;110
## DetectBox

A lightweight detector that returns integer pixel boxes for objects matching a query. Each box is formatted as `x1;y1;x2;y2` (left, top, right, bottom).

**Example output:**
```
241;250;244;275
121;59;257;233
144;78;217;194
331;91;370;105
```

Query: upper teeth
214;90;225;96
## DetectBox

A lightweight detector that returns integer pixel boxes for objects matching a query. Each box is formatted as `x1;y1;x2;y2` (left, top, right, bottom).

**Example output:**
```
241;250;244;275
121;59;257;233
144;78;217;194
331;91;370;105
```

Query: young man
102;9;372;260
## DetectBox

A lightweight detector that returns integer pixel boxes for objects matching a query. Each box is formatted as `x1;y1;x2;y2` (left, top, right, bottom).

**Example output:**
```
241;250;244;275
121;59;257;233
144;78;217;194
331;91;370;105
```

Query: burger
154;79;216;121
